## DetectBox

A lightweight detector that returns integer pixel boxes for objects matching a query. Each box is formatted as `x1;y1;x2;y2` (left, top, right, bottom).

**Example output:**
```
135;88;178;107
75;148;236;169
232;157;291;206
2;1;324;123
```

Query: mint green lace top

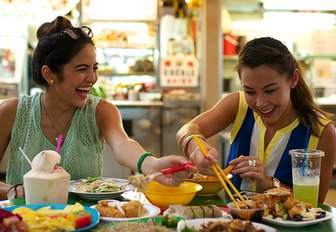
7;92;105;184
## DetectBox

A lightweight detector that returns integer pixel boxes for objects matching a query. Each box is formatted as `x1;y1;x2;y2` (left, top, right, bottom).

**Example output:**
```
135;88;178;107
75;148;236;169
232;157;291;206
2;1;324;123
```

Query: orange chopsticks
191;135;246;208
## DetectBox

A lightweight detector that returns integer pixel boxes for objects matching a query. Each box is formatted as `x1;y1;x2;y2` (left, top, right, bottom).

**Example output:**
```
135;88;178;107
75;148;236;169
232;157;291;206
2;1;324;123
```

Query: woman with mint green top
8;92;103;183
0;16;196;200
177;37;336;204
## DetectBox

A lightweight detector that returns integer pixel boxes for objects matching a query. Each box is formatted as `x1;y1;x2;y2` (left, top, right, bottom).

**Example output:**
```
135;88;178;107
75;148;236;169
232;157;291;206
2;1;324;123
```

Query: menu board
160;55;199;87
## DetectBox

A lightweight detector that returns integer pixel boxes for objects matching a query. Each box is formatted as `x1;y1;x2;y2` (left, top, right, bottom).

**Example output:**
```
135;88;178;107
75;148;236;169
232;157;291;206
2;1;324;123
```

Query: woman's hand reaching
148;155;195;186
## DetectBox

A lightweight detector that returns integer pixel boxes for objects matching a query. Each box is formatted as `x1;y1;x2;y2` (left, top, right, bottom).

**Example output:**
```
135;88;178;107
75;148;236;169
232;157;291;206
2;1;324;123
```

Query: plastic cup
289;149;324;207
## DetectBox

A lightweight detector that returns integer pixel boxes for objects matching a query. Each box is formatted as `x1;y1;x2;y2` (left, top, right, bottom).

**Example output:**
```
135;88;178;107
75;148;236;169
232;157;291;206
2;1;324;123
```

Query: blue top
227;91;330;191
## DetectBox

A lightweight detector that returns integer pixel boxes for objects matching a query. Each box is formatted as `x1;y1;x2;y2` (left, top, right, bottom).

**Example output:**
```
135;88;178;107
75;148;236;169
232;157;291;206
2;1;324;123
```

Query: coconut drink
23;150;70;204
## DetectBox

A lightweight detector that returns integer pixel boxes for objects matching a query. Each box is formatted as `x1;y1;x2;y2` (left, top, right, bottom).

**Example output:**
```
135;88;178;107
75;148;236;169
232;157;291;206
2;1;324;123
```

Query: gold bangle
180;132;206;157
179;131;197;149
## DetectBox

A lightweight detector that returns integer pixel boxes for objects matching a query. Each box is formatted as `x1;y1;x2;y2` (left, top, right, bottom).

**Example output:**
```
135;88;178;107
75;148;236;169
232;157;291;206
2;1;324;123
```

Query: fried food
122;200;147;218
128;174;148;193
199;219;265;232
251;187;325;221
96;201;125;218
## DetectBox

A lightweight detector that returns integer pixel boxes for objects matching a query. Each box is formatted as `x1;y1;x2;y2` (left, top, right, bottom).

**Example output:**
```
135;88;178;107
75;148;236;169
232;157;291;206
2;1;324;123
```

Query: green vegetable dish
77;177;121;193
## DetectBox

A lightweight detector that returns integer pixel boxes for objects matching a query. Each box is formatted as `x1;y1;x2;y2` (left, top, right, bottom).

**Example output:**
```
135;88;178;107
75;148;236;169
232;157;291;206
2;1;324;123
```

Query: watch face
273;178;280;188
7;188;16;200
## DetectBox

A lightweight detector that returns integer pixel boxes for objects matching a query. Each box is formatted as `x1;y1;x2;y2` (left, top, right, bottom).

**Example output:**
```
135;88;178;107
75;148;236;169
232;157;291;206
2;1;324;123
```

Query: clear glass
289;149;324;207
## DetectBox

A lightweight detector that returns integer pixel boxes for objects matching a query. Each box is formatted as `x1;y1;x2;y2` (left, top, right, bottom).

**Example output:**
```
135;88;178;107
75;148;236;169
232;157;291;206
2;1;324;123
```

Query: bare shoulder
0;98;19;116
95;99;121;123
320;122;336;139
215;91;240;107
211;91;240;117
318;122;336;155
0;98;19;137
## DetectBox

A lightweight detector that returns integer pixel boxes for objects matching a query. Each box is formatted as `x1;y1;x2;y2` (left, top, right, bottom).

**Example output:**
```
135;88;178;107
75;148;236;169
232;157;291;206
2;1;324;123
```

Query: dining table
1;189;335;232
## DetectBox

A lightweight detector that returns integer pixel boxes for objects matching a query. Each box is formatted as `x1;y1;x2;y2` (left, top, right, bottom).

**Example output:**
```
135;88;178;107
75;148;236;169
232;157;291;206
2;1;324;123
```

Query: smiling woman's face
241;64;295;128
52;44;98;107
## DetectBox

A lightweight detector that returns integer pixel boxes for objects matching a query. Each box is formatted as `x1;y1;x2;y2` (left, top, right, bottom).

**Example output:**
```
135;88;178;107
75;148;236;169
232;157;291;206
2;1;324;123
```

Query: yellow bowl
186;178;223;196
145;181;202;210
186;174;233;196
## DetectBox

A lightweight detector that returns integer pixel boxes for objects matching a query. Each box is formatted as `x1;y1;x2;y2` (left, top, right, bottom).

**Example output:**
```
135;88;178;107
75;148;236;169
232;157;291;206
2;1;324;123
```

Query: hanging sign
160;55;199;87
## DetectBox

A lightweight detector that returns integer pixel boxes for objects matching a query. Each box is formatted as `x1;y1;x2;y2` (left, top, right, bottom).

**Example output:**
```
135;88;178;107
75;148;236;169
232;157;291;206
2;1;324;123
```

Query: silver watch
7;184;22;200
272;177;280;188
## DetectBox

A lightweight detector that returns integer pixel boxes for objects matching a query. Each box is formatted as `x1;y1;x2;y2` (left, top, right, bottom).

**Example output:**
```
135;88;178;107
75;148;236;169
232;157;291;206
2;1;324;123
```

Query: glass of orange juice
289;149;324;207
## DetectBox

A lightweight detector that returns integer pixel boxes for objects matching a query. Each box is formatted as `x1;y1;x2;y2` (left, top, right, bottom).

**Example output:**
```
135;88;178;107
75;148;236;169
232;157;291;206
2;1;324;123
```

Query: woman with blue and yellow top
177;37;336;204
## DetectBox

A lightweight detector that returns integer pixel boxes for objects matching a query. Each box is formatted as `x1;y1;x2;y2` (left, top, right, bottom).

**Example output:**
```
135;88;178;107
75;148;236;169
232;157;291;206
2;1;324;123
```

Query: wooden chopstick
191;135;243;208
220;155;246;202
217;166;246;202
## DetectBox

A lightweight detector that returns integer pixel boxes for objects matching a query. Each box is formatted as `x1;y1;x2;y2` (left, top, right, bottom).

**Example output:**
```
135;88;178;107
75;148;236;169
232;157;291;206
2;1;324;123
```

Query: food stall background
1;0;336;178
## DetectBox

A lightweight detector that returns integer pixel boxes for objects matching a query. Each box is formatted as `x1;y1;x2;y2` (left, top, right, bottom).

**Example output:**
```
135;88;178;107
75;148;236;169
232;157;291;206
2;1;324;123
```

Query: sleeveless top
7;92;105;184
227;91;331;191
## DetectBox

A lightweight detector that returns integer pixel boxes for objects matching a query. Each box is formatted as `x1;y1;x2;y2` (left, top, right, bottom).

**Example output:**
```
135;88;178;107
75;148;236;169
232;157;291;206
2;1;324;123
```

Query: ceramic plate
98;216;183;230
69;177;134;200
262;211;334;227
91;201;161;222
4;203;99;232
177;218;277;232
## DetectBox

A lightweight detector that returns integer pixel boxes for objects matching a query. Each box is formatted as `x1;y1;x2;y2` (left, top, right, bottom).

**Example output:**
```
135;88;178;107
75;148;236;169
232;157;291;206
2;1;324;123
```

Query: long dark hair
32;16;94;87
235;37;333;136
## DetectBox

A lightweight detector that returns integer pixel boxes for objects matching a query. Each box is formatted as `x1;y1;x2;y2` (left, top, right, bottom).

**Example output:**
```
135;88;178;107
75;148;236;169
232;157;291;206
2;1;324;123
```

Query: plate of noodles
69;177;135;200
91;200;161;222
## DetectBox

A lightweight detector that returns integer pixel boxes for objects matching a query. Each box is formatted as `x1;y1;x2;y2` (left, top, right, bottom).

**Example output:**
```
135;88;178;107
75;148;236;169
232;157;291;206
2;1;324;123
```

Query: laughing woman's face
241;64;296;129
54;44;98;107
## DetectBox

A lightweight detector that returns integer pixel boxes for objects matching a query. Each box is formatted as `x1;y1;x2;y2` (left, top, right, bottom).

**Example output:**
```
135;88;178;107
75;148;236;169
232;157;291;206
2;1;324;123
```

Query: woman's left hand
229;156;271;191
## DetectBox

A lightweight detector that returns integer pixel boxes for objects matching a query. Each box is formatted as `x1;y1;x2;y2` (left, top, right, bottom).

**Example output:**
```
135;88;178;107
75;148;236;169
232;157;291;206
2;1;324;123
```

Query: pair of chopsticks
146;161;194;182
192;135;246;208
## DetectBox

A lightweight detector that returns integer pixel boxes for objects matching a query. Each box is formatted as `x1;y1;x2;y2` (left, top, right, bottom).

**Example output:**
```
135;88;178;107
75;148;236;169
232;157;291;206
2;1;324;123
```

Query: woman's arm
0;99;18;162
176;92;240;175
96;99;148;171
0;98;22;200
176;92;240;143
96;99;191;185
317;122;336;203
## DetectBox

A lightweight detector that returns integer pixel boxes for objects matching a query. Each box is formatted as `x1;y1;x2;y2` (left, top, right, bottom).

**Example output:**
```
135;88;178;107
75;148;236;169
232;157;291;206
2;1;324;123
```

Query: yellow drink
293;183;319;207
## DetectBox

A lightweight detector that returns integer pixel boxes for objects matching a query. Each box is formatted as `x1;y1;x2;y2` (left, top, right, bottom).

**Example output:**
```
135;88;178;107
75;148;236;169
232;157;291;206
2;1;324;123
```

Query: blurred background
0;1;335;204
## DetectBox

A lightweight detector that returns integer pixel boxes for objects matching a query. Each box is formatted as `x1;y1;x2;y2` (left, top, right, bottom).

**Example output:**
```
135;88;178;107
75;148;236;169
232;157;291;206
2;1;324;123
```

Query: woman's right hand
188;144;219;176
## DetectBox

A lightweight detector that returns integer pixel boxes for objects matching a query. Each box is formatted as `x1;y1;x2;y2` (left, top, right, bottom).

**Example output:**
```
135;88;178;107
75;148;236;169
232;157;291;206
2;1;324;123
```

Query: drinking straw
302;125;311;176
18;147;32;168
56;134;63;154
191;135;245;208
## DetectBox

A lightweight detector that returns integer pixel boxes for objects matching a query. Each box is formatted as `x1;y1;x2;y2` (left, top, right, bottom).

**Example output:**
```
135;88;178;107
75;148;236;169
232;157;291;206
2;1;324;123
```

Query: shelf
95;41;155;49
299;55;336;60
83;19;158;25
98;71;155;76
223;55;239;61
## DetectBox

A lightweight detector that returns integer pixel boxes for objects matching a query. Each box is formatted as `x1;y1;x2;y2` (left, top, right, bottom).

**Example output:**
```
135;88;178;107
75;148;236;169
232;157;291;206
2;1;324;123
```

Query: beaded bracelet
137;152;155;174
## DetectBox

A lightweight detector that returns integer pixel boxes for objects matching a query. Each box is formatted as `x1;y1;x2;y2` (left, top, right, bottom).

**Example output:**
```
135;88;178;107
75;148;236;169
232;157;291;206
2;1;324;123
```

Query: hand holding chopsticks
146;161;194;182
191;135;246;208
